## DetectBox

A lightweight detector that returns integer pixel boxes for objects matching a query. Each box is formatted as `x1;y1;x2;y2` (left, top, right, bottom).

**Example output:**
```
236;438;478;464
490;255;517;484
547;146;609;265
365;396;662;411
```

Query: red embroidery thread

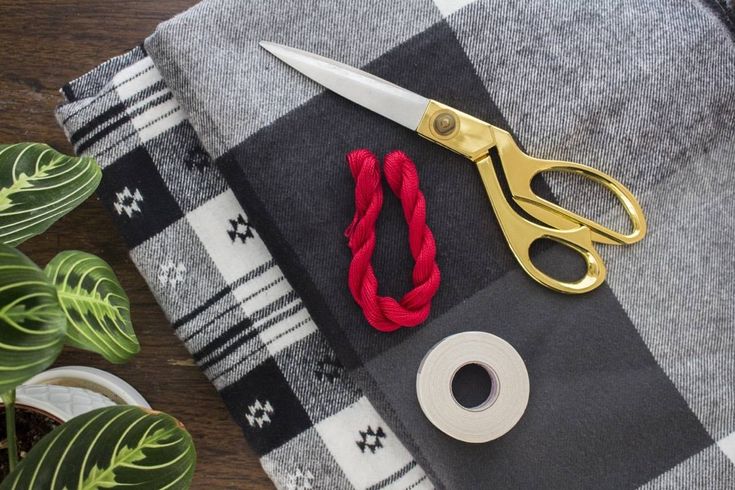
344;149;441;332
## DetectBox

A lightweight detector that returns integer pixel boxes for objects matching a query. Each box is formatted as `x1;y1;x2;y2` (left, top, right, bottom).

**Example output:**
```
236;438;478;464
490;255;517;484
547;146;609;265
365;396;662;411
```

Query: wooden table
0;1;273;487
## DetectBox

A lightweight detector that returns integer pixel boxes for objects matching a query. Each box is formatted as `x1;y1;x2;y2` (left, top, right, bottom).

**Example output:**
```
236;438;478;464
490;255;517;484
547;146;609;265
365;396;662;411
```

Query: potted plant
0;143;196;488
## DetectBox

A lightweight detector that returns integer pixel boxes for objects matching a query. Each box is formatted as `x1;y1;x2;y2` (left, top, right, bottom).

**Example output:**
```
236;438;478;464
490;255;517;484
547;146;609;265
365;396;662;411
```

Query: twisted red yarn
344;149;441;332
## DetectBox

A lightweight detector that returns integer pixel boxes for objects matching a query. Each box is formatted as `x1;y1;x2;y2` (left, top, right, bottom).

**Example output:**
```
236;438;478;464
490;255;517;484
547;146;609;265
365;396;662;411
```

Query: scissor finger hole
529;238;589;283
533;170;634;236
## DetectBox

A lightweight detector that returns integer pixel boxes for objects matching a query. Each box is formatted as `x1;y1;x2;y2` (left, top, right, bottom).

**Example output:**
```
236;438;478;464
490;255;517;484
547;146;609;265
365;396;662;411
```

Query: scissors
260;42;647;294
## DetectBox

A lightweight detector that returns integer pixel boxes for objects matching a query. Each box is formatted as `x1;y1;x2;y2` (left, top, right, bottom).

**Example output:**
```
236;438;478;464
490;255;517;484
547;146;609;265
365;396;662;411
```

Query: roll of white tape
416;331;529;443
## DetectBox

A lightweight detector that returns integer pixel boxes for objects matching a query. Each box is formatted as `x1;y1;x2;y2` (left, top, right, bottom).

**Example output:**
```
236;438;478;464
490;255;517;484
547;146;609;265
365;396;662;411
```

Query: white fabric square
315;397;420;489
432;0;477;16
718;432;735;467
187;189;272;283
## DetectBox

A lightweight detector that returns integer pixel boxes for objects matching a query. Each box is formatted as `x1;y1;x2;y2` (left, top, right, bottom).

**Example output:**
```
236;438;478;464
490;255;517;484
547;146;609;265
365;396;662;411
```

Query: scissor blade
260;41;429;130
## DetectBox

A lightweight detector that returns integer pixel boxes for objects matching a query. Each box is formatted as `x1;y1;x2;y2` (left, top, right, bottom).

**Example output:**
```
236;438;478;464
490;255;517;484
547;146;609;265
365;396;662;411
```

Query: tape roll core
416;331;529;443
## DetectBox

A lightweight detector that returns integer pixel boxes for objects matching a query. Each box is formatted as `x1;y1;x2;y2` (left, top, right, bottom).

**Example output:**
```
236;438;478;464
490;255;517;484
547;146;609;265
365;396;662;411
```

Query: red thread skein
344;149;441;332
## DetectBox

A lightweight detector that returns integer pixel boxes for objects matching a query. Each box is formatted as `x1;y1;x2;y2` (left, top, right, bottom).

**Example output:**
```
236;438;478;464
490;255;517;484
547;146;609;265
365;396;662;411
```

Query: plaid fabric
56;0;735;488
56;47;431;490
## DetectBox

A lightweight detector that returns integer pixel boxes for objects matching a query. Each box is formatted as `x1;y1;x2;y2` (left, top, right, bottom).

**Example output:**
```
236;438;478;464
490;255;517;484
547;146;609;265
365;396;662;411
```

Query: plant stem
1;390;17;472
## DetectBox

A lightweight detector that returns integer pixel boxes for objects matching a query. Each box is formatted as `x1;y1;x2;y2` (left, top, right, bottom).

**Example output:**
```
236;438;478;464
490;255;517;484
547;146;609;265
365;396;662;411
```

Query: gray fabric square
144;121;227;212
364;251;713;489
448;0;735;216
129;218;230;328
145;0;442;157
273;332;362;424
592;141;735;441
260;427;352;490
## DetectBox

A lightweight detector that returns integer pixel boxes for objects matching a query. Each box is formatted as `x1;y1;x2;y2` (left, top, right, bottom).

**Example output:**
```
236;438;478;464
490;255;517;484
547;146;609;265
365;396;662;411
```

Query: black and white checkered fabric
57;47;431;490
56;1;735;489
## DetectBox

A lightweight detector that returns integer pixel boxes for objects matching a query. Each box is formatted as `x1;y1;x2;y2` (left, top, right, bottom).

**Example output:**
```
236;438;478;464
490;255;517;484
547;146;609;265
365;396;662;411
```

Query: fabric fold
56;47;433;490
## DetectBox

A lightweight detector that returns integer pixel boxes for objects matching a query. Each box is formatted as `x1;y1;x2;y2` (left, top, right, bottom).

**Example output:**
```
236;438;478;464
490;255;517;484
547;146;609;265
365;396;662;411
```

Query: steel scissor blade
260;41;429;131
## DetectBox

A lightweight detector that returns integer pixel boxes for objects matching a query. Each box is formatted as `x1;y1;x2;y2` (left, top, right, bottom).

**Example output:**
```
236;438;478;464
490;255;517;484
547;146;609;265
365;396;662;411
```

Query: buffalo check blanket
56;1;735;489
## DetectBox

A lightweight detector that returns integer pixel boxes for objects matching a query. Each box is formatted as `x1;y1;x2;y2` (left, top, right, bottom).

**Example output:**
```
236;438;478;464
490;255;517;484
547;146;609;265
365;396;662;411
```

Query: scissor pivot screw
433;111;457;136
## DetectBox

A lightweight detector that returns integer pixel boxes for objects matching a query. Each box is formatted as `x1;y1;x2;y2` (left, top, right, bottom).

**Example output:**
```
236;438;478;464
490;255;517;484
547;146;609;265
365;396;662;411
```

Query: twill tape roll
416;331;529;443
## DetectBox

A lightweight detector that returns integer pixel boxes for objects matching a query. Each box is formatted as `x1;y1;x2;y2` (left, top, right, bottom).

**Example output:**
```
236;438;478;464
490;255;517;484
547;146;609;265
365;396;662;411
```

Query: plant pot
1;385;116;479
14;384;117;423
0;402;63;478
1;367;150;479
25;366;150;408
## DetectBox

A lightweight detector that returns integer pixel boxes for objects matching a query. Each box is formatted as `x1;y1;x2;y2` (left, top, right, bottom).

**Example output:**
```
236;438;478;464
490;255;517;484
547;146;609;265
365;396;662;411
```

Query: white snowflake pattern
113;186;144;217
158;260;187;288
245;399;274;428
286;468;314;490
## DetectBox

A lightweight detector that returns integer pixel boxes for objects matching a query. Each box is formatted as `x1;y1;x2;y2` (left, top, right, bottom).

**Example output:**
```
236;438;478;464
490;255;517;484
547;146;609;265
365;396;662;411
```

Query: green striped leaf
1;406;196;490
0;143;101;247
44;251;139;364
0;244;66;393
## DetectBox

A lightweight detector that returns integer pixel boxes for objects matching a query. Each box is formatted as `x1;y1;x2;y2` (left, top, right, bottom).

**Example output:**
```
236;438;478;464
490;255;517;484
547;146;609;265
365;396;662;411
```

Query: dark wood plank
0;1;273;487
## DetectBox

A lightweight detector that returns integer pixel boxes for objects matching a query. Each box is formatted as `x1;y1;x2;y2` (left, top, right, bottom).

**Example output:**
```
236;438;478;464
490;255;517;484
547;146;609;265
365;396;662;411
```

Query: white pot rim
13;390;69;423
25;366;149;408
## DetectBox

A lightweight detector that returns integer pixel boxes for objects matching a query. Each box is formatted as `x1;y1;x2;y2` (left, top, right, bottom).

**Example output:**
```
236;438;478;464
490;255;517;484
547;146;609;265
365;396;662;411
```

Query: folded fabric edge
54;47;437;490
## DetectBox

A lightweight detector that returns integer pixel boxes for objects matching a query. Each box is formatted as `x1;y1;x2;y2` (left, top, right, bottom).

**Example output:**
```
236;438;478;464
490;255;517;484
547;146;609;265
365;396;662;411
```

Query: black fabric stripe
86;102;180;156
366;461;417;490
195;290;299;361
126;79;169;107
249;290;299;324
194;317;252;363
201;302;306;370
263;317;310;346
75;114;130;153
74;90;173;149
212;341;268;383
212;342;269;383
173;259;276;329
183;276;285;342
195;291;297;362
70;103;126;145
175;285;233;329
252;302;306;337
61;83;75;103
211;316;312;384
133;83;171;107
61;64;155;124
404;474;428;490
199;326;258;370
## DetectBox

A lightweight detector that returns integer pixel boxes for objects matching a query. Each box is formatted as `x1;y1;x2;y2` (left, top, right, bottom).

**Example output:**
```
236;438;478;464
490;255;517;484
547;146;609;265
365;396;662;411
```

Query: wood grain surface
0;1;273;488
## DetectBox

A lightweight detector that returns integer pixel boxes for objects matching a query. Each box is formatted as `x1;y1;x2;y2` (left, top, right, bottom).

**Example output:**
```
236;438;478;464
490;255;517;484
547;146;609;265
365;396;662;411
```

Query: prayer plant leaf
0;143;101;247
1;405;196;490
0;244;66;394
44;251;139;364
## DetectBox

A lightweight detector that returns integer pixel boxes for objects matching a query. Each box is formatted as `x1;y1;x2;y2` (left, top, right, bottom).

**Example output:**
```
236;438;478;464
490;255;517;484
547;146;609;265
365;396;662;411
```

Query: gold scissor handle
475;155;606;294
416;100;645;294
492;128;647;245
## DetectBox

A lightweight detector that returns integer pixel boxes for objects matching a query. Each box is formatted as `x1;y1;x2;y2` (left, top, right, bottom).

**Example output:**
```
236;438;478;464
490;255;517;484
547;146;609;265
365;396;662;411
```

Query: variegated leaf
0;244;66;393
0;143;101;246
44;251;139;363
1;406;196;489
